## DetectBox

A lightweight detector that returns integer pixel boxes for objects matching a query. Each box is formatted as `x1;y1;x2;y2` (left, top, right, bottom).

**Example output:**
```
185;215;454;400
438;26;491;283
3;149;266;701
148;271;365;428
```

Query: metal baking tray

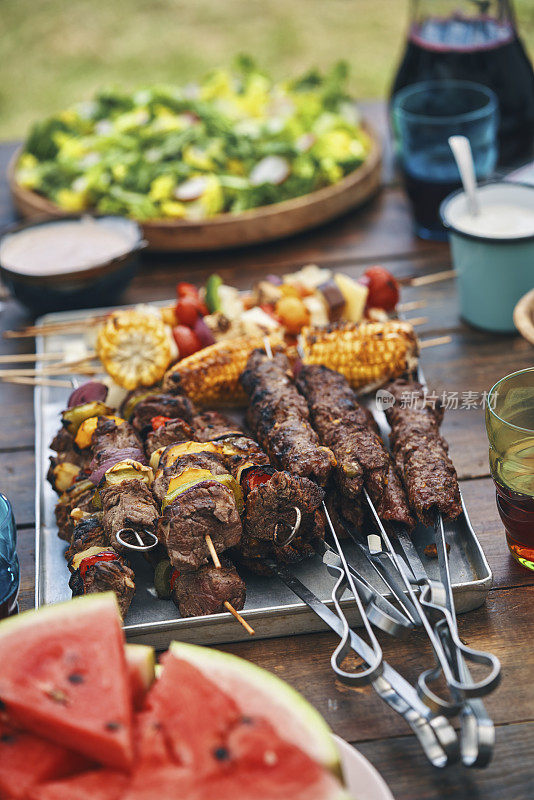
34;307;493;648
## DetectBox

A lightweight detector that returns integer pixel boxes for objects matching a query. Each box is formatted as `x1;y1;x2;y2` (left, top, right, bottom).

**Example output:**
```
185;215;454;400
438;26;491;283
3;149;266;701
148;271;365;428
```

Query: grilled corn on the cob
298;320;419;392
97;309;173;390
163;335;285;406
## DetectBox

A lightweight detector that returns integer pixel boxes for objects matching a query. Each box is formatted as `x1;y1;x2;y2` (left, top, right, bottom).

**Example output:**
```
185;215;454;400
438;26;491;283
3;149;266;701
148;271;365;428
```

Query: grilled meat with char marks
171;559;245;618
100;479;159;551
193;410;243;442
240;350;336;486
55;481;97;542
69;549;135;617
152;451;228;502
158;481;242;572
65;515;107;561
235;532;317;575
297;365;415;531
384;379;462;525
91;418;143;466
244;470;325;543
131;393;195;435
145;418;194;456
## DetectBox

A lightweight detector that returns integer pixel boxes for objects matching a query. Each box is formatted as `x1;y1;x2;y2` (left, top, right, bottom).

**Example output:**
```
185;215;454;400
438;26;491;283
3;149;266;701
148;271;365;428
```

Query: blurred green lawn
1;0;533;139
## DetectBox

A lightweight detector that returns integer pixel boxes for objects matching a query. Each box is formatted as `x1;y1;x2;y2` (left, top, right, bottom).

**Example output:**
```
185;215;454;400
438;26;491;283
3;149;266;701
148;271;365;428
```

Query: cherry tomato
176;282;199;299
360;266;400;312
175;296;201;328
151;416;172;430
172;325;202;359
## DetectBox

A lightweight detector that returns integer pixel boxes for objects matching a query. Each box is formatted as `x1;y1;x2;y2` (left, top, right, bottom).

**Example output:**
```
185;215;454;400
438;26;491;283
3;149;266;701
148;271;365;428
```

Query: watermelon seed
0;699;5;710
240;716;253;725
106;721;122;732
45;687;68;704
264;750;278;767
68;672;84;684
213;747;230;761
0;733;15;744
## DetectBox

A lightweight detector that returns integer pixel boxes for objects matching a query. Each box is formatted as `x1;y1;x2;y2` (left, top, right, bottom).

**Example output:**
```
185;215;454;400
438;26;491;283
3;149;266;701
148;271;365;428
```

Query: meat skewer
383;379;462;527
296;364;415;532
240;348;336;486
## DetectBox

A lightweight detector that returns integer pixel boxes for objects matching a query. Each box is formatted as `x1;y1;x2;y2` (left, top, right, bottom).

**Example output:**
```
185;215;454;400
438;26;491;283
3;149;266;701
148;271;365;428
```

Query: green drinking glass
486;367;534;570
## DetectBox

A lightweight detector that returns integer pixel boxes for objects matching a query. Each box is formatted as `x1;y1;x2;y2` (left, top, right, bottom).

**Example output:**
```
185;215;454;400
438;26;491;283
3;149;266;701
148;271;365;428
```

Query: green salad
16;58;371;221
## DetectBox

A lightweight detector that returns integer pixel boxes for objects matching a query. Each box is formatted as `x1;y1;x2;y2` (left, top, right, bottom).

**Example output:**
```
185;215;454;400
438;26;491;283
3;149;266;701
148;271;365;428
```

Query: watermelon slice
27;769;129;800
125;644;156;710
0;594;133;770
168;642;340;772
0;719;89;800
128;650;350;800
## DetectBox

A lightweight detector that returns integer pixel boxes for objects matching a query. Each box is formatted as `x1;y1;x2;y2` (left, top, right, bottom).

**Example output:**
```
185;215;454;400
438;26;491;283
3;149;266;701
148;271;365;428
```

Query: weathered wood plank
355;721;534;800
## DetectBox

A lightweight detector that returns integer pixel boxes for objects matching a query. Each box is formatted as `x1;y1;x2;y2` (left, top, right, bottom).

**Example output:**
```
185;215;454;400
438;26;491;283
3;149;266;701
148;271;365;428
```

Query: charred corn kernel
97;309;173;390
299;320;419;392
163;335;285;406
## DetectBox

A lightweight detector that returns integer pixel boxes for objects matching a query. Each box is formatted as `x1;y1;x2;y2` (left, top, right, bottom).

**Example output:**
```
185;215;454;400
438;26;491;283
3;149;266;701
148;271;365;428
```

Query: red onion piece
89;448;146;485
193;316;215;348
68;381;108;408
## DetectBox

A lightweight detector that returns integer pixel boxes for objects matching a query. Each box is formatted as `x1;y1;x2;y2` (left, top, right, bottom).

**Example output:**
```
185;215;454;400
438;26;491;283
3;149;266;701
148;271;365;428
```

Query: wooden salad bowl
8;123;382;252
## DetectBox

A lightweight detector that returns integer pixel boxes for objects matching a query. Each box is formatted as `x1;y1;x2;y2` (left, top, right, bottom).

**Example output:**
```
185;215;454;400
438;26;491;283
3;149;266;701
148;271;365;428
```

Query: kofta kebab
48;321;461;629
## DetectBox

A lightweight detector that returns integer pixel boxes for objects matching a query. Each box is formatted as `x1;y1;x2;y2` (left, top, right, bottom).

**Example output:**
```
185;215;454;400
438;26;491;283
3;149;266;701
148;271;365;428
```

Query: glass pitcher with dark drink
392;0;534;164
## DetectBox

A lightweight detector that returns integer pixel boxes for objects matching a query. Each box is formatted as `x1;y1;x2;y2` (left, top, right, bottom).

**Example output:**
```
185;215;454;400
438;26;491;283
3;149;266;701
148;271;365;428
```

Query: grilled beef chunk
152;452;228;502
69;551;135;617
220;435;270;475
241;350;336;486
145;418;194;456
193;411;243;442
131;393;195;435
48;428;92;491
92;418;143;466
55;482;97;542
158;481;242;572
298;365;415;530
171;559;245;617
100;479;159;551
244;471;325;543
384;379;462;525
65;515;107;561
235;531;317;575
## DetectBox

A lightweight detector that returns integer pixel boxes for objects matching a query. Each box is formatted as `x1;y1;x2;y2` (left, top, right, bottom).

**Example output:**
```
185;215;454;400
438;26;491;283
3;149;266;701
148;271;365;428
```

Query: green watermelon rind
169;641;341;775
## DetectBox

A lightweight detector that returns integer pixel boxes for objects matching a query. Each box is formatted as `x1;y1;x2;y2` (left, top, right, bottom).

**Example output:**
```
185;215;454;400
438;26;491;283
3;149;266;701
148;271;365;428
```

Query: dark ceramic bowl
0;215;146;314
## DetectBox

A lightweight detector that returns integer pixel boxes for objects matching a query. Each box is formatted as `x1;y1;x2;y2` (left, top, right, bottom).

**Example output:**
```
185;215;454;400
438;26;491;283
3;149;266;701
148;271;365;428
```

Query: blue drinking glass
0;494;19;617
391;79;499;240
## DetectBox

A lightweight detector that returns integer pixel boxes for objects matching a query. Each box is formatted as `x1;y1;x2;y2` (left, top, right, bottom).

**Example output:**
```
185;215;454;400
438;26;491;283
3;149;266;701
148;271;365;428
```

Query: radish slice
175;176;209;202
250;156;290;186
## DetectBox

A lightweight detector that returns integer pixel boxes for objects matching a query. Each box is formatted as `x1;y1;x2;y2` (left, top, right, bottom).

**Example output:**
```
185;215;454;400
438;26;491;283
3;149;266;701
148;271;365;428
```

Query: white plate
335;736;394;800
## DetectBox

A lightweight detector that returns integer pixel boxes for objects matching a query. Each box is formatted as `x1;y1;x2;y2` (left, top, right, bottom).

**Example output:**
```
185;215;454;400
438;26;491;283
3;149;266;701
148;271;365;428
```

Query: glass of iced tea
486;367;534;570
0;494;19;618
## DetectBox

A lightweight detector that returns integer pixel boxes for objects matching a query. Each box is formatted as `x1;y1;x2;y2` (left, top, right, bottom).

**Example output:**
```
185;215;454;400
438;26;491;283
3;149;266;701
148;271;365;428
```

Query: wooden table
1;106;533;798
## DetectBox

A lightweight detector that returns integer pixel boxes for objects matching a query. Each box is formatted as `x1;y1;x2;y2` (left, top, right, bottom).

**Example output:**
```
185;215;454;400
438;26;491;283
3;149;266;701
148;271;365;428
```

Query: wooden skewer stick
204;535;253;634
405;316;429;327
3;315;109;338
0;351;83;364
420;335;452;349
0;355;98;378
205;534;222;569
397;299;428;312
223;601;255;635
1;376;75;388
410;269;455;287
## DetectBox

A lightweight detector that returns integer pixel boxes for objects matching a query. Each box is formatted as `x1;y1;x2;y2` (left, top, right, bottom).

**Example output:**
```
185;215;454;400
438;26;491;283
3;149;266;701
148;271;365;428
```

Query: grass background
1;0;533;139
